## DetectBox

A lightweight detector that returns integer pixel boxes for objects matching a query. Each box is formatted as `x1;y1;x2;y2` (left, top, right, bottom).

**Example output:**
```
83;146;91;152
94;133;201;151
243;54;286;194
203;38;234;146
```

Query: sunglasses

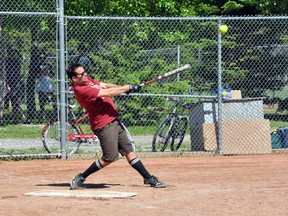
75;71;85;77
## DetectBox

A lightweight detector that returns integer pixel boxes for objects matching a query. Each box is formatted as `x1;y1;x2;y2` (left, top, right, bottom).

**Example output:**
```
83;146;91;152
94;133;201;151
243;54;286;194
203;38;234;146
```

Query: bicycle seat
182;103;190;109
182;103;197;109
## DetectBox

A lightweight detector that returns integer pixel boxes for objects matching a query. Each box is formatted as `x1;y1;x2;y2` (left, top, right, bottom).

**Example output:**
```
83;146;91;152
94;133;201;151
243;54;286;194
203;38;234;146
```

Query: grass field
0;109;287;139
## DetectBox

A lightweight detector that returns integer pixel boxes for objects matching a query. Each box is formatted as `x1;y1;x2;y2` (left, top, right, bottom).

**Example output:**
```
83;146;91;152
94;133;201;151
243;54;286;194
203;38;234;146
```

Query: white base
24;189;137;199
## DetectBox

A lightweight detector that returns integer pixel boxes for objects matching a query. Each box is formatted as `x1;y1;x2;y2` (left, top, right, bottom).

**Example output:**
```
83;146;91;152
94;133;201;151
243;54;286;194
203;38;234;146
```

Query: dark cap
7;46;19;55
77;43;86;51
8;46;17;52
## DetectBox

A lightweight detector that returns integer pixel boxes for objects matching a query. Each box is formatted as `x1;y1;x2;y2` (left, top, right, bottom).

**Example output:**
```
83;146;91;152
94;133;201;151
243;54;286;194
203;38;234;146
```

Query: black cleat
144;175;166;188
70;174;85;190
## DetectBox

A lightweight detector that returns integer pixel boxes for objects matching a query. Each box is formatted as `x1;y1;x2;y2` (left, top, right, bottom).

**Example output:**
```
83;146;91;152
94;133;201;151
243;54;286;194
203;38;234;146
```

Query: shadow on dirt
36;183;123;189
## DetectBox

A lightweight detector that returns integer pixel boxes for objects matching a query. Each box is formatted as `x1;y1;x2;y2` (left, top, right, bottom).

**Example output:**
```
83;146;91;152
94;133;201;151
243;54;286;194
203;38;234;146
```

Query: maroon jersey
73;77;118;130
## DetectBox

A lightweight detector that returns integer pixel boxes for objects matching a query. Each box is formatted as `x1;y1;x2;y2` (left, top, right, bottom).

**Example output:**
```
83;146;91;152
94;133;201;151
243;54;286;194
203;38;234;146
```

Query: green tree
64;0;196;17
63;0;288;17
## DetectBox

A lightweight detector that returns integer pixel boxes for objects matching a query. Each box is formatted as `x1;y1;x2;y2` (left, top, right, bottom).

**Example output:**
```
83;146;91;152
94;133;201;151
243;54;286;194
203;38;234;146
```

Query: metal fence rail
0;7;288;158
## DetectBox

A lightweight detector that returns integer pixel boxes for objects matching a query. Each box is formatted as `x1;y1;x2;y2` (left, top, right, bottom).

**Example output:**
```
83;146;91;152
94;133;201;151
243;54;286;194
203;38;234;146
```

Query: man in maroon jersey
66;63;166;189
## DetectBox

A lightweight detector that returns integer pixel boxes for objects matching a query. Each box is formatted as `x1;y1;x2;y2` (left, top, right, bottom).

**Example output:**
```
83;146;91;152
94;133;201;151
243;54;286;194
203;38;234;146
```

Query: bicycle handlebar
166;96;193;109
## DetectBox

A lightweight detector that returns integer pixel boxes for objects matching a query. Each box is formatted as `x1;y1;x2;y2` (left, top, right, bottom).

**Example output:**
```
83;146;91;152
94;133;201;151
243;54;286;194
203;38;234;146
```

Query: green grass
0;119;286;139
0;123;156;139
264;108;278;114
0;147;48;155
270;120;288;130
0;124;44;138
127;125;156;135
61;123;156;136
264;108;288;130
0;107;286;139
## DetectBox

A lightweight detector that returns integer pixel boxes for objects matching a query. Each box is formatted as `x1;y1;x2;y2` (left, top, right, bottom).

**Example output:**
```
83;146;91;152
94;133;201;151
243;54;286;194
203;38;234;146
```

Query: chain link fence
0;10;288;158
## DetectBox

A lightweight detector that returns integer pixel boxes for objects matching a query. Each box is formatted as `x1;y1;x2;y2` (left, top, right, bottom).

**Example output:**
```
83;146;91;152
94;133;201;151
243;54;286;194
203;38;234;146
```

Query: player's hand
128;84;142;93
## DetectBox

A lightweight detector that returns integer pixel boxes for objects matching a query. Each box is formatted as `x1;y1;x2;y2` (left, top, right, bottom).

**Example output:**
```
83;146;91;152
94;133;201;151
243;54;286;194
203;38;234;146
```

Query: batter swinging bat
139;64;191;87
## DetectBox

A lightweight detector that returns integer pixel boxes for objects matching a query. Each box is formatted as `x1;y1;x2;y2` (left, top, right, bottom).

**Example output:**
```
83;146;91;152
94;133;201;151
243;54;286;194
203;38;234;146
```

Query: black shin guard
81;159;103;178
129;157;152;179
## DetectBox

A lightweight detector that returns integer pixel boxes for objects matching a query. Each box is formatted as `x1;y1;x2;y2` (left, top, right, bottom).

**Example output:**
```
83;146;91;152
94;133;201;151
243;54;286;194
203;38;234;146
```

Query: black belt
109;118;118;124
102;118;118;128
94;118;119;133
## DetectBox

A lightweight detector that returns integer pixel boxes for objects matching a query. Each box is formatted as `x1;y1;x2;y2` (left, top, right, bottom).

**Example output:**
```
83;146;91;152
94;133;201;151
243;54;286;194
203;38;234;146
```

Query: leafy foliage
1;0;288;124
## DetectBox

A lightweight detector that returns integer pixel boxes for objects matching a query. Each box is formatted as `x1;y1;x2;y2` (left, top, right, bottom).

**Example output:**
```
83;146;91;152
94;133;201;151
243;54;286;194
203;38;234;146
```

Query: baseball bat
139;64;191;87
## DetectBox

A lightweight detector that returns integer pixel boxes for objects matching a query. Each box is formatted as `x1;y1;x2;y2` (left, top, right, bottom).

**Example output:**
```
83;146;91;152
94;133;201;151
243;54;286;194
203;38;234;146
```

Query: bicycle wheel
152;117;173;152
171;117;188;151
42;121;80;154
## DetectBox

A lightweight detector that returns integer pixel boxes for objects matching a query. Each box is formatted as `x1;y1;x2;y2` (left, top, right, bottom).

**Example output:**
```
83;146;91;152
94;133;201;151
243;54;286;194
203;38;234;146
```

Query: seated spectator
36;50;57;119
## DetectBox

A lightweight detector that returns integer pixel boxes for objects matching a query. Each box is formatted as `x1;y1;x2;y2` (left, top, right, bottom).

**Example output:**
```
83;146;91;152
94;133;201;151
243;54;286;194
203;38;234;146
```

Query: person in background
4;47;28;124
36;50;57;119
75;43;97;73
3;90;10;110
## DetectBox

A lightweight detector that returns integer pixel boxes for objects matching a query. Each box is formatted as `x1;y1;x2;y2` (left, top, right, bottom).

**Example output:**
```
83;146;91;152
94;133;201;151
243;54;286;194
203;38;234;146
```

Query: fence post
58;0;67;159
217;18;223;154
177;45;180;81
0;16;5;121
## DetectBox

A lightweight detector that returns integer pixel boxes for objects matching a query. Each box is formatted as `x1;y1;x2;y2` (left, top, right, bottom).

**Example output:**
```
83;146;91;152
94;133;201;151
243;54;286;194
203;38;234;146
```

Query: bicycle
42;94;135;155
152;97;189;152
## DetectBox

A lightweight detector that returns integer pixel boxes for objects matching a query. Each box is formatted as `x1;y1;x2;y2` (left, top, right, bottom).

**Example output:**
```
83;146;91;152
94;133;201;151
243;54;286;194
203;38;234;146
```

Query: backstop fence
0;2;288;159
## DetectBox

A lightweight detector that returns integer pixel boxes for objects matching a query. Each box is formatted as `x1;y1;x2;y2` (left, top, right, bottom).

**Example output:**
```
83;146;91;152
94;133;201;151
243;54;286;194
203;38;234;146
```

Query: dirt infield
1;154;288;216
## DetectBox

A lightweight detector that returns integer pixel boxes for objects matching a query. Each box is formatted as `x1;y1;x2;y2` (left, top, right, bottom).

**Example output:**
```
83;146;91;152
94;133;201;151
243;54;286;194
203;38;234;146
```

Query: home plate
24;190;137;199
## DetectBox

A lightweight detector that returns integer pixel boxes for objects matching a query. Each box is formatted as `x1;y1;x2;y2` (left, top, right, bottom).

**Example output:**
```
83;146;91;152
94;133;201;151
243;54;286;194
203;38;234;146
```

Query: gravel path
0;135;191;151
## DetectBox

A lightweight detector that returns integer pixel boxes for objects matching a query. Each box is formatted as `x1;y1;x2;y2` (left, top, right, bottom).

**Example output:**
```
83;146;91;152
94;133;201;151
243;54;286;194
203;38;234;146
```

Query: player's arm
97;85;130;98
100;82;121;89
97;83;142;98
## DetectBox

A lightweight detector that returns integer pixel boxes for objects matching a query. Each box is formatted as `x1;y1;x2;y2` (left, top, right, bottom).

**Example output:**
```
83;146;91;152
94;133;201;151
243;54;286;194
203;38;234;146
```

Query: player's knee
101;154;119;164
99;159;112;167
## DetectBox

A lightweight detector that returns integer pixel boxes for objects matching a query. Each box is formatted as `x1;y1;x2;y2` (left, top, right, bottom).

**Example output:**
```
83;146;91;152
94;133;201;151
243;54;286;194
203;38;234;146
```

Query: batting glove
128;84;142;93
